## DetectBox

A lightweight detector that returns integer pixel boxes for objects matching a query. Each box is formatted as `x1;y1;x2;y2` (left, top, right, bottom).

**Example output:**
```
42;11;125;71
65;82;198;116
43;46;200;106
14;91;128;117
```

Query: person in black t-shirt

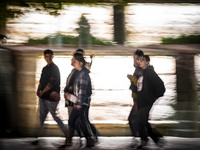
32;49;66;145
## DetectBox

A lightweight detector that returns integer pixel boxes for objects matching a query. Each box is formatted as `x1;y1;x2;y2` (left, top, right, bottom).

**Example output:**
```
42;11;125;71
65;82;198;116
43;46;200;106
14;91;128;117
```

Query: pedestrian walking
127;49;143;147
136;55;166;149
60;52;97;148
32;49;67;145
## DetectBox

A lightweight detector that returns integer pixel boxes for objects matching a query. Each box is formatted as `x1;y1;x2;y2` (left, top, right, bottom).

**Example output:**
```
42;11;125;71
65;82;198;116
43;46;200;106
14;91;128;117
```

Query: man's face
44;54;53;64
74;59;82;70
139;56;149;69
134;54;141;67
71;56;75;66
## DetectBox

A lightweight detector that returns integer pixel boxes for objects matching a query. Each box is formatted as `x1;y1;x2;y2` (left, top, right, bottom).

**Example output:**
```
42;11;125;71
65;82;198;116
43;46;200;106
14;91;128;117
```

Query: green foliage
91;36;113;45
26;33;113;45
161;34;200;44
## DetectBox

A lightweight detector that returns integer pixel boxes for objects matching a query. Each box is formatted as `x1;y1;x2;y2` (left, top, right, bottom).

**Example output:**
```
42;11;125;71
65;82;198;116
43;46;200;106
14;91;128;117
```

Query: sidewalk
0;136;200;150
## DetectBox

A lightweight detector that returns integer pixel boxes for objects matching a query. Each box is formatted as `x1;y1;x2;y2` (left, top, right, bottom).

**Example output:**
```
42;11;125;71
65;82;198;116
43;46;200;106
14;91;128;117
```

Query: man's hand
68;86;73;91
90;54;94;59
50;91;60;101
74;105;82;109
36;90;40;97
37;91;44;98
127;74;133;80
64;92;71;100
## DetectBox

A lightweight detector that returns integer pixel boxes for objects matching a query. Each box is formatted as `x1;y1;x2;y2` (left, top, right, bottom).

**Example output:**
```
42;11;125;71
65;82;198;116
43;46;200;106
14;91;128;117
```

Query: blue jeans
39;99;66;134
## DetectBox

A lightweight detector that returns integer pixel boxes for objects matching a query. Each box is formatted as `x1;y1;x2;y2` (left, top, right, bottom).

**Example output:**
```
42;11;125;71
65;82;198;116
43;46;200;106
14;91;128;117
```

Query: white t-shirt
137;76;143;91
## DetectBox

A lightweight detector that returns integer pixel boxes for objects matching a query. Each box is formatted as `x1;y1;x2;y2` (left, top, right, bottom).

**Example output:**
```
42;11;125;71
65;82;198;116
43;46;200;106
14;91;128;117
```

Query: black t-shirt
39;63;60;100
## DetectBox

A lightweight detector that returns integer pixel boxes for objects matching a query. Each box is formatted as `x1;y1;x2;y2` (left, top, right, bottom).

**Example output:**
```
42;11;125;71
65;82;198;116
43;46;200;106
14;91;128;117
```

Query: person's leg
67;106;73;118
137;105;151;148
74;116;83;137
146;123;166;147
85;106;97;136
48;101;66;135
146;123;160;143
58;107;79;148
39;99;49;126
37;99;49;137
128;104;139;137
67;107;79;145
32;99;49;145
128;104;139;147
79;105;94;147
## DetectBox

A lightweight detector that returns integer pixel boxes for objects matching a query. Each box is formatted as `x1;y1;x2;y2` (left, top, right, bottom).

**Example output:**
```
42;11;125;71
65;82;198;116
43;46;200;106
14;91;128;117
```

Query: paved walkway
0;136;200;150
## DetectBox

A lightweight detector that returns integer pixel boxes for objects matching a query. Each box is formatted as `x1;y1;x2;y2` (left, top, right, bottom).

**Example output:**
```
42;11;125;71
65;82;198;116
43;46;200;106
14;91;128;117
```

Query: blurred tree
77;14;91;49
113;4;125;45
0;0;197;43
0;0;62;35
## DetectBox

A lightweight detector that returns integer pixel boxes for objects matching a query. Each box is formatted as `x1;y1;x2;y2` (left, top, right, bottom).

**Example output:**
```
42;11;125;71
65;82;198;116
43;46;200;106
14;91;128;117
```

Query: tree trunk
0;2;7;34
113;4;125;45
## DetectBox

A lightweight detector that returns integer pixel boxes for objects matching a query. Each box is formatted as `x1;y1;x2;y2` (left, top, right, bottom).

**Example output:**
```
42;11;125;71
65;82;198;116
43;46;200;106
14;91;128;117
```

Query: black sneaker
137;139;149;149
130;137;138;148
58;140;72;148
93;134;98;143
86;138;94;148
156;137;166;147
31;140;39;145
58;144;66;149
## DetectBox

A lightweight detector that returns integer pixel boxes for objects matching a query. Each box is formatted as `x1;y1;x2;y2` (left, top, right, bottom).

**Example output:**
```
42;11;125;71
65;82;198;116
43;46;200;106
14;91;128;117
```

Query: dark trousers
68;105;96;138
138;105;163;143
128;103;139;137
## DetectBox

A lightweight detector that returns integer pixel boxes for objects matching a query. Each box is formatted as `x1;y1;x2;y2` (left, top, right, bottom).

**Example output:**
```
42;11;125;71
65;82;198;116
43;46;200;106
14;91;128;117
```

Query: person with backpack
136;55;166;149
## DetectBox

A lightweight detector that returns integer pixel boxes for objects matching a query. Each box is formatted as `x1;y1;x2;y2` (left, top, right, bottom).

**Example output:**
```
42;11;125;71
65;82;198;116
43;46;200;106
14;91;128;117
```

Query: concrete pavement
0;136;200;150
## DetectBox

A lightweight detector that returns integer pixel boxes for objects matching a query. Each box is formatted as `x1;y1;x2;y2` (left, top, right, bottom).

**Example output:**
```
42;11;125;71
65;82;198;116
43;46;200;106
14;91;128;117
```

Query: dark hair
73;53;86;66
143;55;150;62
134;49;143;57
44;49;53;55
75;49;84;55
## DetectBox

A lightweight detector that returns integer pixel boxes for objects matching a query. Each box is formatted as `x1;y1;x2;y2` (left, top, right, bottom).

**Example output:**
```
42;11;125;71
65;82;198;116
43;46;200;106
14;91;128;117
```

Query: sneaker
86;138;94;148
79;137;83;146
58;141;72;148
31;140;39;145
137;139;149;149
130;137;138;148
156;138;166;147
93;134;98;143
58;144;67;149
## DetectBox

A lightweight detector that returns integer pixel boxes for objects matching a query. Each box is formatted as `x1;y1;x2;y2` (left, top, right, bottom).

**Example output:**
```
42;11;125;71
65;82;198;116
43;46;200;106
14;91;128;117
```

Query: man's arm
36;83;41;96
38;83;52;97
86;55;94;70
76;73;89;106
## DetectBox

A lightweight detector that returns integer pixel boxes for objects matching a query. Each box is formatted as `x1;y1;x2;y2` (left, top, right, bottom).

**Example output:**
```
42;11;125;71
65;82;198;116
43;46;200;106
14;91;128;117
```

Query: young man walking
137;55;166;149
32;49;66;144
127;49;143;147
